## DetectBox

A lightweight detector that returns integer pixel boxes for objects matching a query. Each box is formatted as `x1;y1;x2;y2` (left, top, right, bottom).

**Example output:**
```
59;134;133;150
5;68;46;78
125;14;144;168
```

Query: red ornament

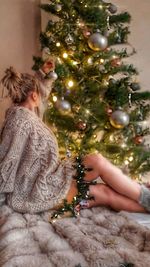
76;121;87;131
134;136;144;145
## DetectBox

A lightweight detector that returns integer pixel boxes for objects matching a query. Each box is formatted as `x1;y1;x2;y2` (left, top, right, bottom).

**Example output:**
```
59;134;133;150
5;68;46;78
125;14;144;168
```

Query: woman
0;67;150;215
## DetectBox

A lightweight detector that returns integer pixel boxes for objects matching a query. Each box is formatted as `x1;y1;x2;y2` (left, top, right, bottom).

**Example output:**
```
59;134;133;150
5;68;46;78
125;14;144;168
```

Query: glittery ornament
110;110;130;129
88;33;108;51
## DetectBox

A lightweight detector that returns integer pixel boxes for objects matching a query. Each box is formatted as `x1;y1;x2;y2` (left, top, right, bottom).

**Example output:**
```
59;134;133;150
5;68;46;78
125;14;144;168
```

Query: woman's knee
89;184;112;205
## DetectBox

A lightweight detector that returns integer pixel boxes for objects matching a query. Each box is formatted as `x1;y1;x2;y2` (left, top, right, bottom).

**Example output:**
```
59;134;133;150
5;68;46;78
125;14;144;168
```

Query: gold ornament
110;110;130;129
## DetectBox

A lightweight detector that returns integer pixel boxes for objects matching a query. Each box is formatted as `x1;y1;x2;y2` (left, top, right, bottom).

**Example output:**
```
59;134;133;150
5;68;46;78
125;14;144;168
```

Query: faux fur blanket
0;205;150;267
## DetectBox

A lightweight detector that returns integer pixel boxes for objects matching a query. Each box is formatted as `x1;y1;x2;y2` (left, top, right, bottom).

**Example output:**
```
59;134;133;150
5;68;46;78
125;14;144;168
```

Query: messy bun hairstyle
1;67;40;104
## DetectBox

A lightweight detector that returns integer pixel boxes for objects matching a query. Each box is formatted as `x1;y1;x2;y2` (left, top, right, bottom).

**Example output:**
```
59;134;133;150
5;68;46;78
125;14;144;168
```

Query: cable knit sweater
0;106;75;213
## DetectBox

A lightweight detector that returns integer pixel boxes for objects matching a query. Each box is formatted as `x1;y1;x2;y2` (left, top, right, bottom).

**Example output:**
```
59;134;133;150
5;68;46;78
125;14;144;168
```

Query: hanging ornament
134;136;144;145
108;4;117;14
42;47;51;61
54;4;62;12
55;98;71;115
65;34;74;45
111;58;122;67
47;71;58;80
88;33;108;51
110;110;130;129
76;120;87;131
130;82;141;91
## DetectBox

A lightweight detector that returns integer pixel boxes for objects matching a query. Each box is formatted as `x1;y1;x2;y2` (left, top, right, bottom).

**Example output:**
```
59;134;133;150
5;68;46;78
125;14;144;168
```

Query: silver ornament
55;4;62;12
108;4;117;14
56;98;71;114
88;33;108;51
110;110;130;129
47;71;58;80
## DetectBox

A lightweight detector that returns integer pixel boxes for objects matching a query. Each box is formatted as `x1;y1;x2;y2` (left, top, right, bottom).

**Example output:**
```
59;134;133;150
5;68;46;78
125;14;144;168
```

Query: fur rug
0;205;150;267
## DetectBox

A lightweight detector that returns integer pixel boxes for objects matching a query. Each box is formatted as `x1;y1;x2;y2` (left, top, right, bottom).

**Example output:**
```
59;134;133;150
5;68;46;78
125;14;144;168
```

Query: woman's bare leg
84;154;141;202
86;184;146;213
97;155;141;201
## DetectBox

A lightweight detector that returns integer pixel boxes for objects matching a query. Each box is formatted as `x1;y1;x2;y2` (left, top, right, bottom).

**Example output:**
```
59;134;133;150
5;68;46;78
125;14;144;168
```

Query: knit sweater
0;106;75;213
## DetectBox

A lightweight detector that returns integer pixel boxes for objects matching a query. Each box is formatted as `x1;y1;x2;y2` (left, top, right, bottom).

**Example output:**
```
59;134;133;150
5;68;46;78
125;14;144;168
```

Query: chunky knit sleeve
0;109;29;193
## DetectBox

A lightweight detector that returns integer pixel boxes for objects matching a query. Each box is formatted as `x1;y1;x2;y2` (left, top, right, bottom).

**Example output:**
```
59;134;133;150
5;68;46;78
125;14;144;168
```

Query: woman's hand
82;153;102;182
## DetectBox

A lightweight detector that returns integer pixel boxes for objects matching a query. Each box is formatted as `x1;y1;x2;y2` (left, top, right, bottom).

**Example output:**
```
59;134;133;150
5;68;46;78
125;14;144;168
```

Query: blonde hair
1;67;40;104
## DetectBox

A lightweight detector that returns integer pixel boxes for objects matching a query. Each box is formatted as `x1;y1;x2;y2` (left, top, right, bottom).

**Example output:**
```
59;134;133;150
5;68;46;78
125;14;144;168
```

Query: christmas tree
33;0;150;182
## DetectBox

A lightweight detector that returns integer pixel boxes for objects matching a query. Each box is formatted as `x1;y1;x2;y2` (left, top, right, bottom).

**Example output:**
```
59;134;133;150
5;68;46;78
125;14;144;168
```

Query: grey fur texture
0;205;150;267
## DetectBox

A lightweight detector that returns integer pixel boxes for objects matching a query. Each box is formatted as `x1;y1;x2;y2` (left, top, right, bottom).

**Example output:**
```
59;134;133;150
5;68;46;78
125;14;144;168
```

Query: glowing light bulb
100;58;105;64
53;96;57;102
99;5;103;9
85;109;90;114
121;143;126;148
63;52;68;59
67;80;74;88
72;61;78;66
129;156;134;162
87;57;93;65
56;42;61;47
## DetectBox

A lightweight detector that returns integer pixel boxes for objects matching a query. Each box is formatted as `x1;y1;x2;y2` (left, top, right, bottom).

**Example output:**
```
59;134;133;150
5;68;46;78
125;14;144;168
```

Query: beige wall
112;0;150;89
0;0;41;126
0;0;150;127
